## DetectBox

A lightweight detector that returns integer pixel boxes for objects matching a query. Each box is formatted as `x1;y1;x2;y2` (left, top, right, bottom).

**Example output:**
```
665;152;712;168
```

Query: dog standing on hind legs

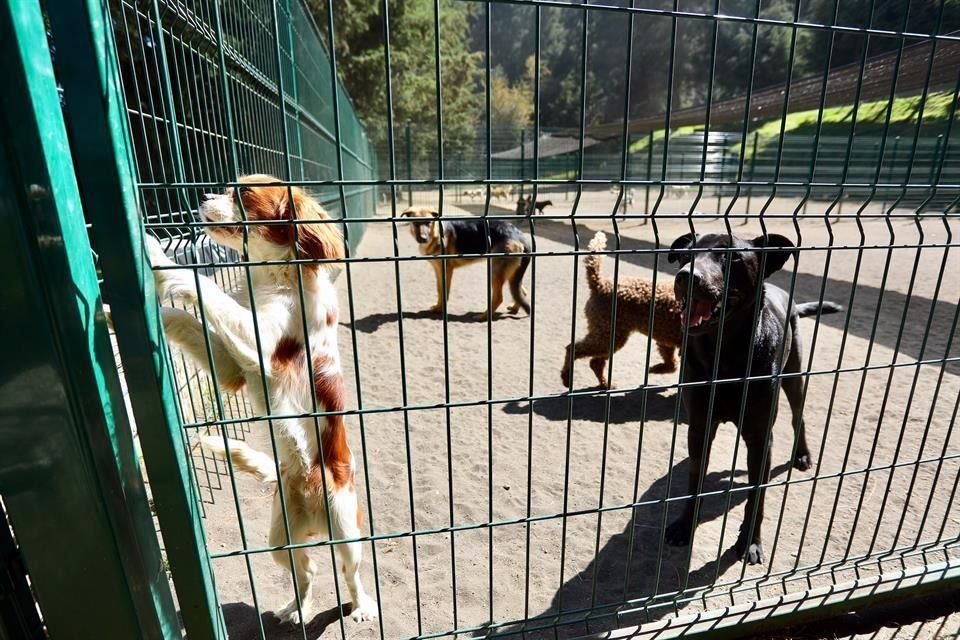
401;207;532;320
561;231;683;388
147;174;377;625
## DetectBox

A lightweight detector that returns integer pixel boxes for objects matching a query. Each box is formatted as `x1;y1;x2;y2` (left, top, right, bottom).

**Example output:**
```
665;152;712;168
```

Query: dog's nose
199;193;216;204
674;267;702;293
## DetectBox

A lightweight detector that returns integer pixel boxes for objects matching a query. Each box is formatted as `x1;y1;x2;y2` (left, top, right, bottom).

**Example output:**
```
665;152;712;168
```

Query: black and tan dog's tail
796;301;843;318
585;231;612;295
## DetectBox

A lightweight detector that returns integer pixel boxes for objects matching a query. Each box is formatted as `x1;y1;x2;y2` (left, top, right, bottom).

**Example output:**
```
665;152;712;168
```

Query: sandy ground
176;189;960;640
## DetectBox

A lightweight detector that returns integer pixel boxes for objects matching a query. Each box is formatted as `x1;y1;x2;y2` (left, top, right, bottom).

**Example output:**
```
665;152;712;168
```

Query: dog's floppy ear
751;233;796;277
290;188;345;264
668;233;697;265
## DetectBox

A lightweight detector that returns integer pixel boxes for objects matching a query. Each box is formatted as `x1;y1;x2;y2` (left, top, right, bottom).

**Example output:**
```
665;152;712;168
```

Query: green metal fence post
928;134;944;203
406;121;414;206
0;1;183;637
41;1;224;638
645;129;654;217
746;131;758;219
885;135;901;208
520;128;526;199
716;145;726;218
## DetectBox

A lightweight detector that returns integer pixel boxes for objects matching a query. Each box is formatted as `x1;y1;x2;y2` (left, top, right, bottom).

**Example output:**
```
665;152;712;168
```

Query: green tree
490;67;533;139
312;0;482;164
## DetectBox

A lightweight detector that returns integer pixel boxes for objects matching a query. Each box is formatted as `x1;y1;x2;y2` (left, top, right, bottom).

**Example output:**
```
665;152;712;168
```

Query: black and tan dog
400;208;532;319
665;231;841;565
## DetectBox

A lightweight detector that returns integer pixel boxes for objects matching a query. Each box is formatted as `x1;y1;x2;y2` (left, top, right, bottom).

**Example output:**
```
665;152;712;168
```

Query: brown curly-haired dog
561;231;683;388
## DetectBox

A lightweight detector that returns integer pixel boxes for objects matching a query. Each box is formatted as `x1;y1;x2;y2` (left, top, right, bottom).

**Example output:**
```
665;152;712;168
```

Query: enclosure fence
1;0;959;639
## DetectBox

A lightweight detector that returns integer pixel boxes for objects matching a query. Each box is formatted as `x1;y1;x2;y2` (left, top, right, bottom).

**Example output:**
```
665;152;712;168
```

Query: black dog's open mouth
679;297;718;330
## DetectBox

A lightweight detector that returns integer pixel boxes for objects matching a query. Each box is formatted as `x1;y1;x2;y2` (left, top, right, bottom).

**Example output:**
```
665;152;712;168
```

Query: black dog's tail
796;301;843;318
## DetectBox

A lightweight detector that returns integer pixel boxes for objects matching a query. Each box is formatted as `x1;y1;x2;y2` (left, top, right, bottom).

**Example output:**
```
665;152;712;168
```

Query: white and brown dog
146;174;377;625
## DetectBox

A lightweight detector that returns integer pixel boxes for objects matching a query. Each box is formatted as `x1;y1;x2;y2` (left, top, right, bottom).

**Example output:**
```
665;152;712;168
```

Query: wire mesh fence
104;0;960;638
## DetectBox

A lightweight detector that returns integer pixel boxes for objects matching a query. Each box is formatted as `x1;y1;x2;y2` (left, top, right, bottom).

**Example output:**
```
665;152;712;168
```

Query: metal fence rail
38;0;960;638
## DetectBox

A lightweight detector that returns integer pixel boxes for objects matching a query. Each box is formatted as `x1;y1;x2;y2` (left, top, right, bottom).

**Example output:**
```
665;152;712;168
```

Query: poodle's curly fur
561;231;684;388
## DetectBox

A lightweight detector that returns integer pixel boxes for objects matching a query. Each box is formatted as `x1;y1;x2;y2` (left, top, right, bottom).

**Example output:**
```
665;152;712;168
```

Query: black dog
665;232;841;564
516;196;553;215
534;199;552;214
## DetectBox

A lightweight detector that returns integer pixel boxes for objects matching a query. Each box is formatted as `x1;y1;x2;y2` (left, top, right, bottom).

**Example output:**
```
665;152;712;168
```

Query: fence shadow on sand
493;459;793;639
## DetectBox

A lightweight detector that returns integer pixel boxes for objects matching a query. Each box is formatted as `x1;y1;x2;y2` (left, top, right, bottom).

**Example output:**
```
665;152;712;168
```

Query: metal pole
746;131;759;220
645;129;653;217
520;128;526;199
928;134;943;208
623;145;631;215
885;135;901;209
406;121;413;207
716;144;725;218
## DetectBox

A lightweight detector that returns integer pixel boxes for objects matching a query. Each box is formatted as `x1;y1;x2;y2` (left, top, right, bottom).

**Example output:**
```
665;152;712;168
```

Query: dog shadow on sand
220;601;349;639
502;385;679;425
216;460;792;639
349;308;527;334
491;459;794;639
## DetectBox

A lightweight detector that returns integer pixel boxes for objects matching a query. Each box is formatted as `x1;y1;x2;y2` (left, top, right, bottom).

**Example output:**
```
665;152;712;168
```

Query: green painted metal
0;0;181;637
41;1;225;638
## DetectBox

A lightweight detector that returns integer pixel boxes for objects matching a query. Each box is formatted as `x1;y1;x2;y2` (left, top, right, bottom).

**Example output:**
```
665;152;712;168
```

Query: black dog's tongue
681;299;713;329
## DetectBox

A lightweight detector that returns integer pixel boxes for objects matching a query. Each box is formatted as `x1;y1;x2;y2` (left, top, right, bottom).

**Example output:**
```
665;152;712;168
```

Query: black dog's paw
793;452;812;471
665;518;694;547
735;534;765;565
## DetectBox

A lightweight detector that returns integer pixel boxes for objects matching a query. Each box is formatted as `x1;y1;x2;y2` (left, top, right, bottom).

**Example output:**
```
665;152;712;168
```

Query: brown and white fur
146;174;377;625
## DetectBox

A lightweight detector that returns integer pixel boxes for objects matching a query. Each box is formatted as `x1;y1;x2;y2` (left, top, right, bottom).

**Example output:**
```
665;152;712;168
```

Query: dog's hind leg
589;358;609;388
474;263;506;321
782;334;812;471
270;493;318;625
648;342;678;374
329;488;378;623
561;328;628;388
504;254;531;315
507;273;531;315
